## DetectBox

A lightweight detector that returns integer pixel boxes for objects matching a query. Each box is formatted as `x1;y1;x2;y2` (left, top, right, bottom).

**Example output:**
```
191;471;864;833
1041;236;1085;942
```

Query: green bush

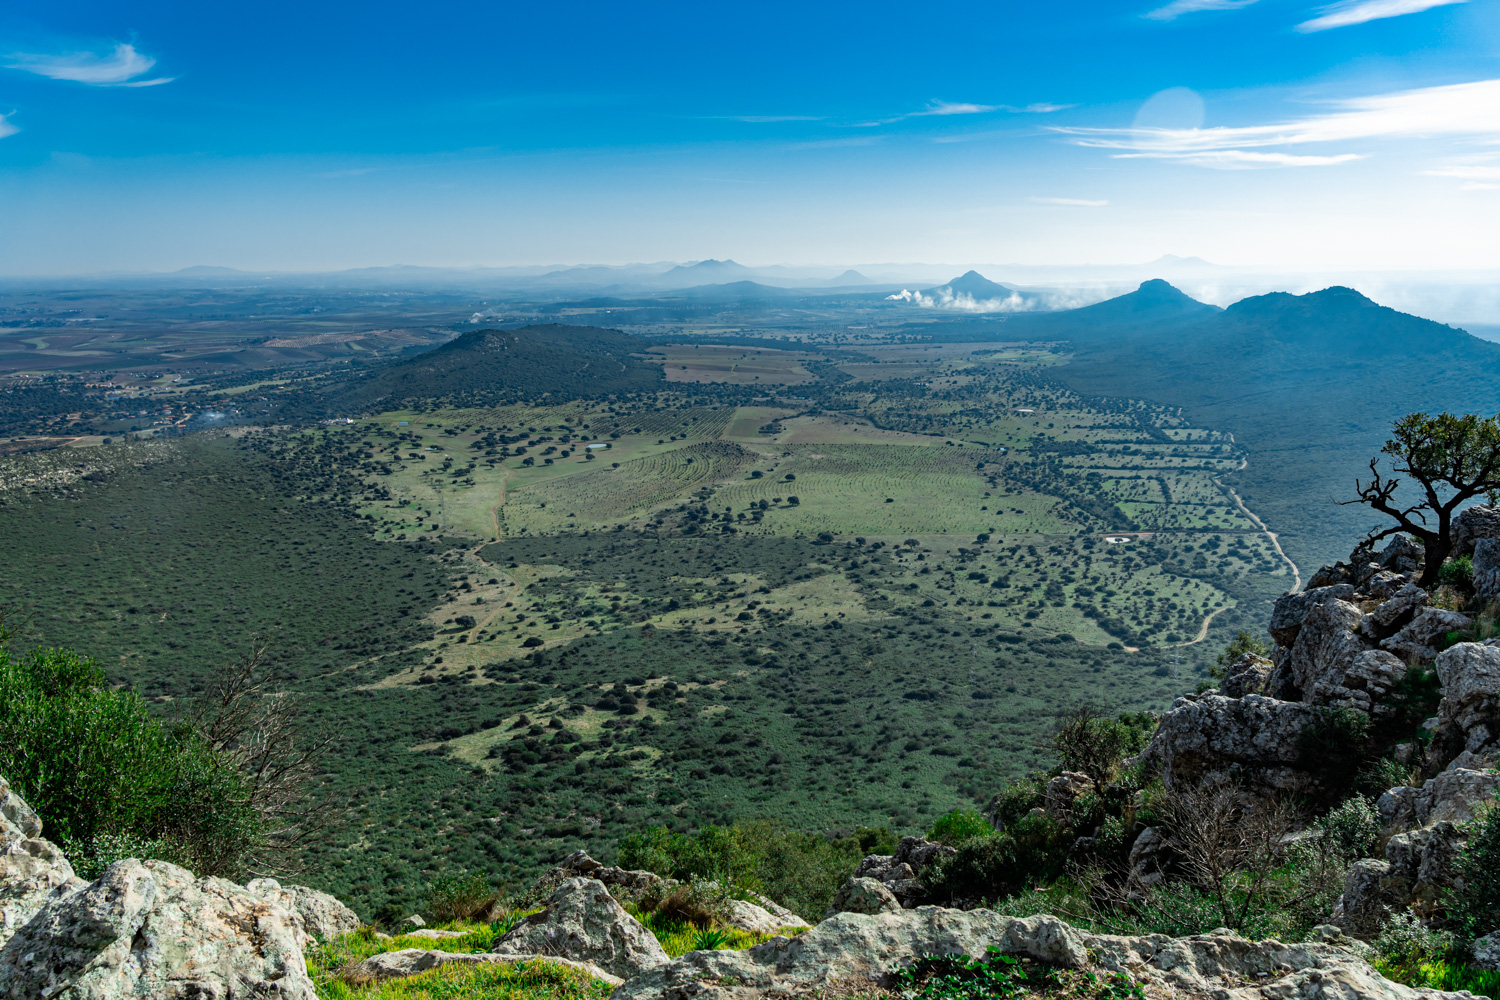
921;814;1071;905
1449;794;1500;940
1368;912;1500;995
893;944;1145;1000
426;868;496;923
0;637;262;878
616;819;871;920
987;775;1047;828
1437;555;1474;590
929;809;993;846
1051;708;1155;788
1213;630;1270;680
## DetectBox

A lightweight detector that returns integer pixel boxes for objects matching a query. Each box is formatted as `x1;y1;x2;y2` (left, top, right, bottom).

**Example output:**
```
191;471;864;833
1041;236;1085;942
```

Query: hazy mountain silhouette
923;270;1017;300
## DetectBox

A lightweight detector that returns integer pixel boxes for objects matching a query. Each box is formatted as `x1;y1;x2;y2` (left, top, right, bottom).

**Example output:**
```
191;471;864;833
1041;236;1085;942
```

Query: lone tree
1342;411;1500;587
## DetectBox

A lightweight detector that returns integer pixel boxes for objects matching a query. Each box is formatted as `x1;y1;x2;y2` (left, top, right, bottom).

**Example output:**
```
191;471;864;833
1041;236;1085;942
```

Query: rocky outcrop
850;837;956;908
723;899;785;936
1452;505;1500;558
1148;693;1324;797
1363;584;1429;640
1043;771;1094;824
825;877;901;919
492;877;668;980
612;910;1088;1000
1222;653;1274;698
1381;609;1472;663
246;876;361;945
344;948;623;987
1432;642;1500;755
0;778;85;953
613;908;1461;1000
1474;930;1500;972
748;892;807;929
1269;586;1357;647
534;850;662;899
1270;600;1409;715
0;857;316;999
1377;763;1500;832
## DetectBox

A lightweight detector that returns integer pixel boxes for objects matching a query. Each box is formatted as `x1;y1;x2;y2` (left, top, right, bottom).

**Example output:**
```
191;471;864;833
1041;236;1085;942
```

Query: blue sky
0;0;1496;273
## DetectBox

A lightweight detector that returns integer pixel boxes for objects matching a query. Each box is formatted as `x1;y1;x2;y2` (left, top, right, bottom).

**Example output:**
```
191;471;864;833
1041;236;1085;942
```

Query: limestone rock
1453;505;1500;558
615;909;1456;1000
748;892;807;929
1364;571;1415;601
1377;766;1500;834
1377;535;1425;576
1272;599;1407;713
723;899;783;936
612;910;1087;1000
850;837;955;908
344;948;622;987
1364;584;1429;640
246;877;361;944
1384;822;1463;908
825;877;901;919
1222;654;1274;698
1269;585;1357;647
492;877;667;980
0;857;315;999
533;850;662;900
1333;859;1399;938
1473;931;1500;972
1126;826;1168;893
0;777;86;953
1382;609;1472;663
1474;538;1500;599
1434;641;1500;741
403;927;469;939
1150;693;1324;798
402;913;425;928
1044;772;1094;824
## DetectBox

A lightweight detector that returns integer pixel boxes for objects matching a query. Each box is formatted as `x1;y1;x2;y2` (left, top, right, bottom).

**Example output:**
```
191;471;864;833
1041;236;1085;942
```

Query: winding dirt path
1176;606;1229;647
1217;457;1302;593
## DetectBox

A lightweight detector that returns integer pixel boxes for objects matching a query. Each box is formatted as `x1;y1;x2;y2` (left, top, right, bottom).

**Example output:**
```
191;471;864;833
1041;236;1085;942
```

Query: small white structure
1104;535;1133;544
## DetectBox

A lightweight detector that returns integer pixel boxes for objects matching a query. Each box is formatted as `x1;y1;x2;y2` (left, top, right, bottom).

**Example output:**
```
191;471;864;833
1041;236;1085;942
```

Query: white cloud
1296;0;1466;31
1054;78;1500;168
1143;0;1259;21
0;113;16;139
913;101;998;116
718;115;824;123
4;42;173;87
887;288;1034;313
1030;196;1110;206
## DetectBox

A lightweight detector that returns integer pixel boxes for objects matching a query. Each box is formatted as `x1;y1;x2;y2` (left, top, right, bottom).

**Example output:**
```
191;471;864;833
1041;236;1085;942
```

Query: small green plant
1437;555;1474;589
425;868;496;924
689;927;729;951
1213;630;1270;680
1448;795;1500;940
929;809;993;845
894;946;1146;1000
1050;708;1154;789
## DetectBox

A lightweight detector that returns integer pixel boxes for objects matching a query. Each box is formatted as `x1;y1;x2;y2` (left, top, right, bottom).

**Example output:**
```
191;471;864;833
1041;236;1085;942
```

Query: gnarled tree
1341;411;1500;587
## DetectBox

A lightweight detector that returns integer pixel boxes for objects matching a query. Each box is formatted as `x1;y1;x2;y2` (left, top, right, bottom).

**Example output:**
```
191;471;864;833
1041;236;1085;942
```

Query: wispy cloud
913;101;999;116
1296;0;1466;31
0;112;16;139
1143;0;1259;21
856;99;1071;128
1030;196;1110;206
4;41;173;87
1054;78;1500;169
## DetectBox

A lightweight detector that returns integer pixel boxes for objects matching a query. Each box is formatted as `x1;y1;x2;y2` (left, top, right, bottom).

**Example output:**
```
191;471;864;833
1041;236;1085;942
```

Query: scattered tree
1342;412;1500;587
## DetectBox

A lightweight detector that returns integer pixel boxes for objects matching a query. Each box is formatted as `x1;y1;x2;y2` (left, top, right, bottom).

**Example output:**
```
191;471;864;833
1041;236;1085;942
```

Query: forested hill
305;324;665;414
1035;282;1500;572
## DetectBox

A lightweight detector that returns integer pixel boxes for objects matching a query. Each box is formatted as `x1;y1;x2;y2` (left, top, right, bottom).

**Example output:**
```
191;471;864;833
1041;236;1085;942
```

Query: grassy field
0;337;1292;920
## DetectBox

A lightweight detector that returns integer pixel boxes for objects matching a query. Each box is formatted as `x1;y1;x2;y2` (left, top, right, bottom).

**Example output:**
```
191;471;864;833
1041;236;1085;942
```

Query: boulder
0;777;86;952
1363;584;1429;640
1452;505;1500;558
1332;859;1400;938
723;899;784;936
614;909;1459;1000
1381;609;1472;663
1474;538;1500;599
849;837;956;908
612;910;1088;1000
1273;599;1407;713
747;892;807;929
343;948;622;987
491;877;667;980
1377;766;1500;834
1222;653;1274;698
245;877;361;944
1377;535;1425;576
1384;822;1464;909
1364;571;1416;601
403;927;469;939
1150;693;1325;798
533;850;662;899
1043;772;1094;824
1473;930;1500;972
0;858;315;999
1126;826;1168;894
1269;585;1357;647
1435;641;1500;739
825;877;901;919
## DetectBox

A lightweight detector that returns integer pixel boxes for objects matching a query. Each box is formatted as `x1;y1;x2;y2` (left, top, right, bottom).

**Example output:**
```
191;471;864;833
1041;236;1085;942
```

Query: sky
0;0;1497;274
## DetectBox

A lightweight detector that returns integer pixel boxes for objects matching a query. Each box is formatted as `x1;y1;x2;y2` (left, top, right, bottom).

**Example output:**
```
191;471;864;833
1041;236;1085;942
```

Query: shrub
894;945;1145;1000
929;809;993;846
1448;794;1500;940
987;775;1046;829
426;868;496;923
1437;555;1474;590
1051;708;1154;788
1213;630;1270;680
921;814;1071;905
0;637;262;878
